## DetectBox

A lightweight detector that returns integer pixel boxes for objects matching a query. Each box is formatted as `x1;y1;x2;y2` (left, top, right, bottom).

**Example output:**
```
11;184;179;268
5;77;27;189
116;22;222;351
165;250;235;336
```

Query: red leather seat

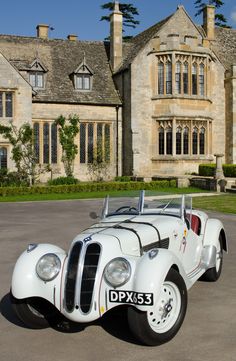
191;214;201;235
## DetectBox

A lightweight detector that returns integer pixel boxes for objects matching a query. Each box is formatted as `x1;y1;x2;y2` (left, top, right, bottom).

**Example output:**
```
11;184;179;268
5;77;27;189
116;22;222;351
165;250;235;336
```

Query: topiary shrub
198;164;216;176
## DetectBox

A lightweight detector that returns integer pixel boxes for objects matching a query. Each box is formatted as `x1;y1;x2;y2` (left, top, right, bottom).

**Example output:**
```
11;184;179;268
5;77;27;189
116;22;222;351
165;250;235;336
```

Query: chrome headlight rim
36;253;61;282
104;257;131;288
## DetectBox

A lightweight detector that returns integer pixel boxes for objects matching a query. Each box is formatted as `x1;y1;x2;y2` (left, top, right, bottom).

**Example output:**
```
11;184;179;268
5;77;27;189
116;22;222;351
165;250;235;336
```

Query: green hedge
0;180;177;197
199;163;236;177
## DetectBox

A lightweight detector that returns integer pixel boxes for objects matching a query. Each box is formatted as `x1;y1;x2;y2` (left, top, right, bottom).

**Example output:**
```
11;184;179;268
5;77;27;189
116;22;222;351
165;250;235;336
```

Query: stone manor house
0;2;236;181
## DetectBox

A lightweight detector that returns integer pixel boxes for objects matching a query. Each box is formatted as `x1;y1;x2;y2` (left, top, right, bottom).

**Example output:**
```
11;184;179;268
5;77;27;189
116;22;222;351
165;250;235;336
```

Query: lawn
0;187;235;214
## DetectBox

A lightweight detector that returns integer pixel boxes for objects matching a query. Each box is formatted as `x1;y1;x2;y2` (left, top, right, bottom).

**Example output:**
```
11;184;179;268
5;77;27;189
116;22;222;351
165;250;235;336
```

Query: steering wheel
115;206;139;213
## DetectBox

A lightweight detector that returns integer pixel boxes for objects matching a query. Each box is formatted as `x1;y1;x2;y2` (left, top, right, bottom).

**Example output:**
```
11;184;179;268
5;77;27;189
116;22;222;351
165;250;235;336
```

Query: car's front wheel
127;269;187;346
11;292;62;329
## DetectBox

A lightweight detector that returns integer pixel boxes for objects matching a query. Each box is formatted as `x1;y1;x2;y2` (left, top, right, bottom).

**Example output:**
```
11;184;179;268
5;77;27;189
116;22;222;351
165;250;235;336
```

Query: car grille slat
64;241;101;314
65;242;82;312
80;243;101;313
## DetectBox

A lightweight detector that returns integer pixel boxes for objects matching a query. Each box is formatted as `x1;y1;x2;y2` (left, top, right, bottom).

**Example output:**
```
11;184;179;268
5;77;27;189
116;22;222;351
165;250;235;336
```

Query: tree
100;2;140;40
54;114;80;177
0;123;40;185
194;0;230;27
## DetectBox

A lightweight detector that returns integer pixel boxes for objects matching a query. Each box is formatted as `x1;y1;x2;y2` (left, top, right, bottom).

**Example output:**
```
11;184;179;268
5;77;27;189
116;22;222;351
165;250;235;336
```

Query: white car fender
203;219;228;252
11;244;67;311
131;249;190;312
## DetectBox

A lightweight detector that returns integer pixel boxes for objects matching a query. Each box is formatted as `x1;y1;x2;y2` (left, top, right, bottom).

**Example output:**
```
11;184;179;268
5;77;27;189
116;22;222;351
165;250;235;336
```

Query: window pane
29;73;36;87
158;63;164;95
84;76;90;90
183;127;189;154
80;123;86;164
166;127;172;155
176;127;182;154
192;64;197;95
166;62;172;95
175;62;181;94
183;62;189;94
105;124;110;162
200;127;205;154
37;73;43;88
159;127;164;155
199;64;204;96
192;127;198;155
97;124;103;163
76;75;83;89
5;93;13;117
33;123;40;163
0;147;7;169
51;123;57;164
88;123;94;163
43;123;49;164
0;92;3;117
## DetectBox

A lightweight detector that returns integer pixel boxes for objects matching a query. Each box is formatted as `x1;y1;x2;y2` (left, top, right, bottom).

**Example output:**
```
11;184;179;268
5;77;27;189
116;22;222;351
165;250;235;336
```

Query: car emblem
83;236;92;243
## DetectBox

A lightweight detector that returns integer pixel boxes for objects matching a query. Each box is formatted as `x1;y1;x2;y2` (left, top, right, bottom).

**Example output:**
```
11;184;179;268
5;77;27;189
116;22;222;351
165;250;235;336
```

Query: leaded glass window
175;62;181;94
80;123;86;164
97;124;103;163
159;127;164;155
51;123;57;164
76;74;91;90
158;62;164;95
183;127;189;155
199;64;204;96
192;127;198;154
200;127;205;154
43;123;49;164
33;123;40;163
0;92;3;117
192;63;197;95
88;123;94;163
105;124;110;162
166;62;172;95
166;126;172;155
183;62;189;94
0;147;7;169
176;126;182;155
29;72;44;88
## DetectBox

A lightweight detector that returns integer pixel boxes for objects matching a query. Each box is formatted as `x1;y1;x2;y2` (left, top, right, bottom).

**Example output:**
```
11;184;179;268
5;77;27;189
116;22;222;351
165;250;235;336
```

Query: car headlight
104;258;131;287
36;253;61;282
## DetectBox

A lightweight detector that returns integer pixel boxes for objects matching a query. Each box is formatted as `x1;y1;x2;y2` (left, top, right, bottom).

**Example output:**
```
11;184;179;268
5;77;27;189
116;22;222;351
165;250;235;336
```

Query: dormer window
28;59;47;89
73;58;93;91
76;73;91;90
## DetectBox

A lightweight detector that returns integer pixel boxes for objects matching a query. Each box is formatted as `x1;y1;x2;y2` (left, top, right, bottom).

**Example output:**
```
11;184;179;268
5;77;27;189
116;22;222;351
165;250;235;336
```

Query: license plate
109;290;153;306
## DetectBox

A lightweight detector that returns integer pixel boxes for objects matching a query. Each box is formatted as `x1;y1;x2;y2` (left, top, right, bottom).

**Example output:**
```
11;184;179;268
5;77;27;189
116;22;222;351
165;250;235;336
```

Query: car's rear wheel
11;292;62;329
201;234;223;282
127;269;187;346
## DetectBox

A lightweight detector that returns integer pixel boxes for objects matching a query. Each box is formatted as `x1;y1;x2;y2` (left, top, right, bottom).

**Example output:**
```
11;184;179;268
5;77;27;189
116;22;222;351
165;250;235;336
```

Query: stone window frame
156;118;210;158
79;122;111;164
0;91;14;119
73;63;93;92
156;53;207;98
33;121;58;165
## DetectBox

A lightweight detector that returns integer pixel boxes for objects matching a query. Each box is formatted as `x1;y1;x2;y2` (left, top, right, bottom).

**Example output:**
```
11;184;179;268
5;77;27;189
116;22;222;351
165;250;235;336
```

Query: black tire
10;292;62;329
127;269;187;346
201;235;223;282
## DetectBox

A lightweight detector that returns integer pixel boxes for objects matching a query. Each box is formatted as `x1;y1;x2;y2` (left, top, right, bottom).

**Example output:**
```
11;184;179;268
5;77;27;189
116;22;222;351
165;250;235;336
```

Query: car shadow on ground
0;293;139;344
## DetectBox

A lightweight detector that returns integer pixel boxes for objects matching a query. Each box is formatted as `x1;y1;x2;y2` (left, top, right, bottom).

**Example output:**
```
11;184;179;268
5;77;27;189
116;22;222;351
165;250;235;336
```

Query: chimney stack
110;1;123;71
67;34;78;41
203;5;215;40
36;24;49;39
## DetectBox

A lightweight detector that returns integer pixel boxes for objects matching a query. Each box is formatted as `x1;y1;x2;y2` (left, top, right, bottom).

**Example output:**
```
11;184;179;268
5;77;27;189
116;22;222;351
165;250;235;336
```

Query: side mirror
89;212;99;220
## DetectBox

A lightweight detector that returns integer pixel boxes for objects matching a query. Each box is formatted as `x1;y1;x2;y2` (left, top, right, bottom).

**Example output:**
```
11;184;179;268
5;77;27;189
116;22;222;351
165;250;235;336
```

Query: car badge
83;236;92;243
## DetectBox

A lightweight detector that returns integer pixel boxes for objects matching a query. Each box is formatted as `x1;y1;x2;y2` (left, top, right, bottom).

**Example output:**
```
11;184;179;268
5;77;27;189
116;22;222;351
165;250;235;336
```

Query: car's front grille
64;241;101;313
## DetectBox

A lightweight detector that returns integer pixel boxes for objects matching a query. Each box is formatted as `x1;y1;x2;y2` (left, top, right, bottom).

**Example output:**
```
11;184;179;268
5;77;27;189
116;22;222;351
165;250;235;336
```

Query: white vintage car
11;192;227;345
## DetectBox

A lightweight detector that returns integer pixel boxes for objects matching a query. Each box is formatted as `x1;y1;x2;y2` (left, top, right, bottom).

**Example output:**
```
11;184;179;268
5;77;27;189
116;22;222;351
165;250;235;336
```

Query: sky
0;0;236;41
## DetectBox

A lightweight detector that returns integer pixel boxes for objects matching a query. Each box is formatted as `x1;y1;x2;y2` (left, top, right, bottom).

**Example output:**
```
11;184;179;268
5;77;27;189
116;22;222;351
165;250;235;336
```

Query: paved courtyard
0;199;235;361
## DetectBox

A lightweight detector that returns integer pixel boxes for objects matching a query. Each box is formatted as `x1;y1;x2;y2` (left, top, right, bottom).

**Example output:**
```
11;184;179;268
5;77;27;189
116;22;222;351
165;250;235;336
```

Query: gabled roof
213;27;236;70
0;35;121;105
